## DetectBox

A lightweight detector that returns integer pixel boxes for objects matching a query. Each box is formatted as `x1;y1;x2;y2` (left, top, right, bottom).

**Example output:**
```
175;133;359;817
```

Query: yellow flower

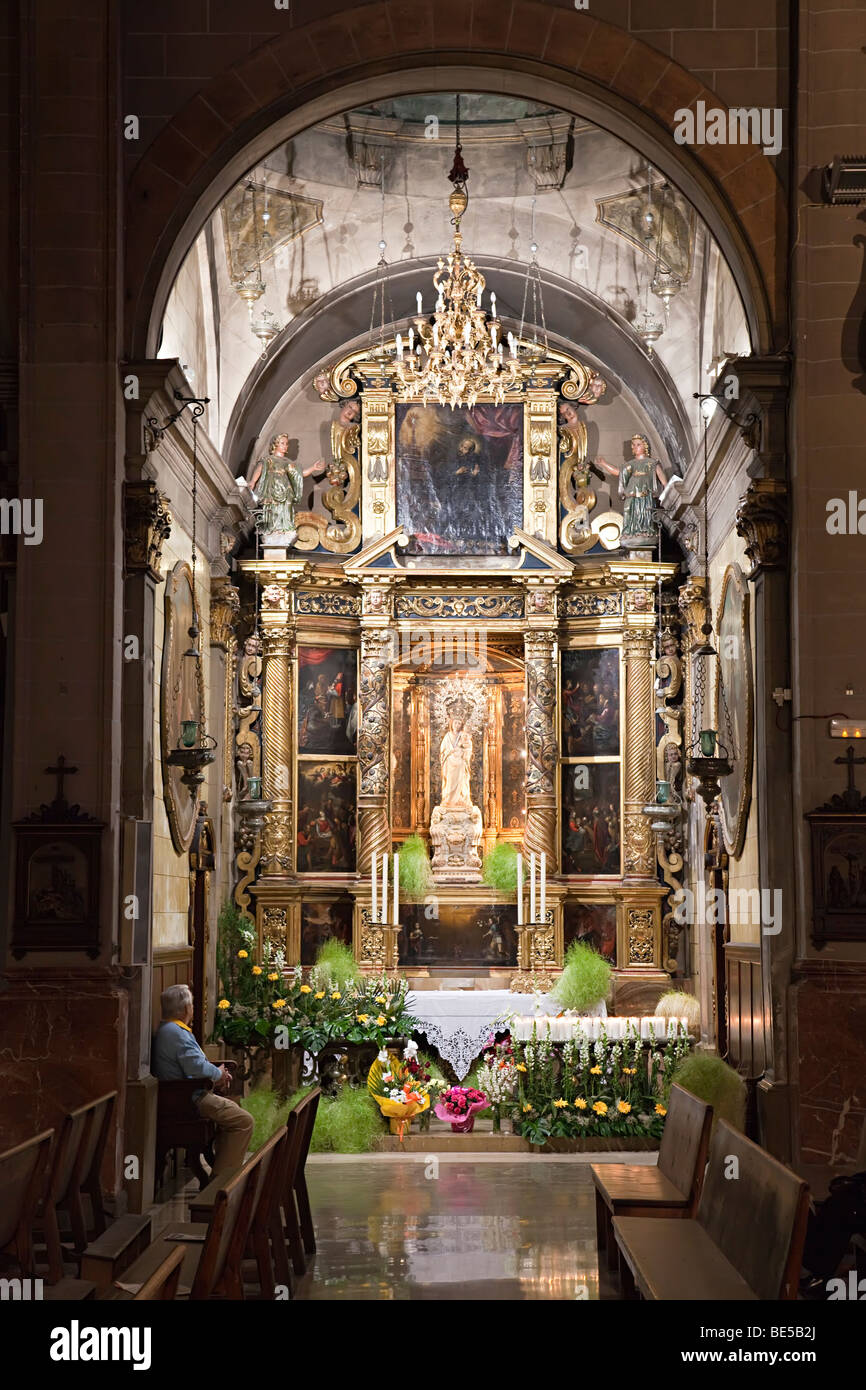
376;1015;386;1026
516;1063;527;1073
622;1066;636;1075
252;966;262;976
237;949;249;959
217;999;230;1010
299;984;311;994
553;1098;569;1109
273;999;287;1009
331;991;342;1000
268;972;279;982
592;1101;608;1115
590;1065;602;1075
655;1103;667;1117
574;1097;587;1110
375;995;387;1004
617;1101;631;1114
357;1014;369;1024
315;991;325;1000
522;1103;533;1113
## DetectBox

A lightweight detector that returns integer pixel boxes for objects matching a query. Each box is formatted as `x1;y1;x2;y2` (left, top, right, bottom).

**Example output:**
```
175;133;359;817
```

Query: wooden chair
155;1078;216;1189
0;1130;54;1276
190;1126;290;1300
612;1119;810;1300
592;1083;712;1271
282;1088;321;1279
115;1141;263;1301
132;1244;185;1301
37;1091;116;1281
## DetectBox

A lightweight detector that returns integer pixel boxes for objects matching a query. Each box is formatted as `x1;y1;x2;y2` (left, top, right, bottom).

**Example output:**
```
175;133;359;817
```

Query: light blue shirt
152;1021;222;1096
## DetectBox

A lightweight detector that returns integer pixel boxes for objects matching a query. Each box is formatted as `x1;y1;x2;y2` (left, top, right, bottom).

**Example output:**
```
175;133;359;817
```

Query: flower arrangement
367;1042;431;1139
512;1021;692;1145
435;1084;490;1133
476;1035;517;1132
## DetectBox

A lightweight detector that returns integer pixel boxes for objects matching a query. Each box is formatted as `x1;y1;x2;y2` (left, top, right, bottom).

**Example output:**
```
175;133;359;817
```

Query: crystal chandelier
394;97;522;408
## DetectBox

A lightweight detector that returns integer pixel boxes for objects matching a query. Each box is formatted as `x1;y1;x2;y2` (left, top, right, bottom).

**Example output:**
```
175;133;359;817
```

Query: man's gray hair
161;983;193;1020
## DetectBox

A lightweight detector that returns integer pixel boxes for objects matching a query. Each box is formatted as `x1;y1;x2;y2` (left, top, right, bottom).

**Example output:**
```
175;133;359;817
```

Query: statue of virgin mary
440;703;473;810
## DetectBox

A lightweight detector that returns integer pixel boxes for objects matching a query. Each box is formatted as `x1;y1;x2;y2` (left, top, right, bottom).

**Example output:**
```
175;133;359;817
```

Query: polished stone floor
295;1154;647;1300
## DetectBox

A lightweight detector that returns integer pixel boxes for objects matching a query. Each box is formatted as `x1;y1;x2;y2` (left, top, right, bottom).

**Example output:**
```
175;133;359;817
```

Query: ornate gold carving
209;579;240;650
358;631;391;798
296;590;361;617
527;911;556;971
295;407;363;554
262;584;291;612
525;588;555;617
124;480;172;581
234;804;265;924
623;811;655;876
525;631;557;800
262;905;287;953
260;616;294;876
628;908;655;965
622;626;657;878
562;591;622;617
395;593;523;619
735;478;787;577
359;908;397;970
261;812;292;875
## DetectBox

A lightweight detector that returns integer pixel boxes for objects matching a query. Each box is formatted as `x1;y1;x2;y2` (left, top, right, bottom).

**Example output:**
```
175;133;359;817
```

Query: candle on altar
381;852;388;924
529;852;536;922
540;851;546;920
393;851;399;923
516;852;523;925
371;851;377;922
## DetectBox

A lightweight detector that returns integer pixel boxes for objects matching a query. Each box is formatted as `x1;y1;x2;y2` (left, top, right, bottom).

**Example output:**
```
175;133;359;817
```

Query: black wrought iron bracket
693;392;761;451
147;389;211;443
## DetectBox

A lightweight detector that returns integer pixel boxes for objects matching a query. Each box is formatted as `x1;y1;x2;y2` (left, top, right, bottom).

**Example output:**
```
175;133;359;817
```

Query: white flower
377;1049;389;1064
403;1041;419;1058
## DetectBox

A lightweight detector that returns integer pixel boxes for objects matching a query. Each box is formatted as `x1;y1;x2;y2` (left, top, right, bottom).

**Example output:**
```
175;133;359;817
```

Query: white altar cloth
407;989;558;1079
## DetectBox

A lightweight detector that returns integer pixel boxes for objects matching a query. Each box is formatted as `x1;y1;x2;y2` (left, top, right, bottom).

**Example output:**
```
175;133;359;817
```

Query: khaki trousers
196;1091;254;1184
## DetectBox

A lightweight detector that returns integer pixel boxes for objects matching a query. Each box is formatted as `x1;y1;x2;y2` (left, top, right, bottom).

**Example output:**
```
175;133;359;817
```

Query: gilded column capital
261;623;295;660
209;579;240;650
124;479;172;581
736;478;787;578
621;626;655;656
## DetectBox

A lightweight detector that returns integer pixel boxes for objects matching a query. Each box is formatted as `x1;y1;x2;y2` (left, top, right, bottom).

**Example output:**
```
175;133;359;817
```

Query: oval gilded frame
714;564;753;860
160;561;205;854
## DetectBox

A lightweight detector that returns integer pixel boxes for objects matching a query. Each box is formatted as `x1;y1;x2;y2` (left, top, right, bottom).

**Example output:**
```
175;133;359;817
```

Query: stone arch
125;5;781;362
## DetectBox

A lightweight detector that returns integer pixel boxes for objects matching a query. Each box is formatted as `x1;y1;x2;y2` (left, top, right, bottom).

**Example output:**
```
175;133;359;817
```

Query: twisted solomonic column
523;628;558;865
622;625;657;879
260;615;294;876
357;627;392;874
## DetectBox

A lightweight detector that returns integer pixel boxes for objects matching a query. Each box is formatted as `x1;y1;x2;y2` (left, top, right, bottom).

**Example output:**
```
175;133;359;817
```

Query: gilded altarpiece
237;342;677;988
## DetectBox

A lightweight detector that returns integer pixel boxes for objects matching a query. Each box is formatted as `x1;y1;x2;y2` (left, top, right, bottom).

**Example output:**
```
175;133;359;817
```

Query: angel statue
596;433;669;546
249;433;325;546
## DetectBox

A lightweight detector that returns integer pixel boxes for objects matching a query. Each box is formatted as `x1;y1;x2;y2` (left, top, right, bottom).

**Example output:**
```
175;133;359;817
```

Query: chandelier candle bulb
416;292;422;315
396;334;403;359
516;851;523;924
490;292;496;316
476;285;482;307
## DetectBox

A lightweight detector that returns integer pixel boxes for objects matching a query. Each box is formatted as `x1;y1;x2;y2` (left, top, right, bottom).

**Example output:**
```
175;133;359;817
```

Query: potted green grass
670;1053;747;1130
550;940;612;1014
481;841;519;893
397;835;434;901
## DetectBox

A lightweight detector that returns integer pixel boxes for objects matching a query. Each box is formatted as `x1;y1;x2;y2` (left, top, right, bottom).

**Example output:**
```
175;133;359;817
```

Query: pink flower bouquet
435;1085;490;1134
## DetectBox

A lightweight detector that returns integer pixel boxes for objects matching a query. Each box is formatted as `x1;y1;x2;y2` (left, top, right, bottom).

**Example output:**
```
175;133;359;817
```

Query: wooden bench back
49;1091;116;1203
249;1126;289;1231
699;1120;810;1300
283;1088;320;1191
657;1083;713;1205
189;1134;272;1299
0;1129;54;1262
133;1243;185;1301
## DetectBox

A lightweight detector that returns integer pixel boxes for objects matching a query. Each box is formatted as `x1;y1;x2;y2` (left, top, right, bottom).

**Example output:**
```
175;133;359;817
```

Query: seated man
153;984;253;1185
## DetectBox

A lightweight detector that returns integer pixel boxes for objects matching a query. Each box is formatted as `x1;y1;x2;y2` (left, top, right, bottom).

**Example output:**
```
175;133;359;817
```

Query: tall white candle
540;851;546;920
530;851;536;923
393;852;399;923
371;851;377;922
516;852;523;925
416;291;422;314
408;326;414;350
396;333;403;359
381;852;388;924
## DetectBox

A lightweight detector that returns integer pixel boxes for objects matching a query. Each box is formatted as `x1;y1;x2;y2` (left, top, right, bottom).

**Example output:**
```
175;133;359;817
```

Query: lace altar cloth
407;990;558;1079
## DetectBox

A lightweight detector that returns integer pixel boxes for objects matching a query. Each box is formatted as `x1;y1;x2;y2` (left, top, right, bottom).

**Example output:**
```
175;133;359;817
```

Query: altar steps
376;1115;660;1155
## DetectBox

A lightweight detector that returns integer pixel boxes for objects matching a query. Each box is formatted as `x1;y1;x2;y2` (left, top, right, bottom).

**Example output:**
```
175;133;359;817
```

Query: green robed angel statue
249;433;304;544
596;433;669;546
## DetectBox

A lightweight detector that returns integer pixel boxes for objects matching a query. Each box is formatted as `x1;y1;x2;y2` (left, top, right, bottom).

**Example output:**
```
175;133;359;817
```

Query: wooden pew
189;1126;290;1299
0;1130;54;1275
37;1091;117;1281
155;1078;216;1190
282;1088;321;1280
113;1140;263;1300
591;1083;712;1270
132;1244;185;1301
612;1120;810;1300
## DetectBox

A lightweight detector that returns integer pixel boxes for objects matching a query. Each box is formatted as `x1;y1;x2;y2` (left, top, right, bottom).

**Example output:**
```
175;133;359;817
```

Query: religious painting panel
561;647;620;757
561;763;621;875
297;647;357;756
392;684;412;831
395;402;523;554
296;761;357;874
398;904;518;968
300;896;355;966
715;566;753;859
807;819;866;947
501;685;527;830
563;902;617;962
12;821;103;958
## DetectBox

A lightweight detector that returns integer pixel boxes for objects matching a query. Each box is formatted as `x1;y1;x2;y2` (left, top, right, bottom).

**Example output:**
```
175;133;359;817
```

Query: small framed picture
12;820;103;957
